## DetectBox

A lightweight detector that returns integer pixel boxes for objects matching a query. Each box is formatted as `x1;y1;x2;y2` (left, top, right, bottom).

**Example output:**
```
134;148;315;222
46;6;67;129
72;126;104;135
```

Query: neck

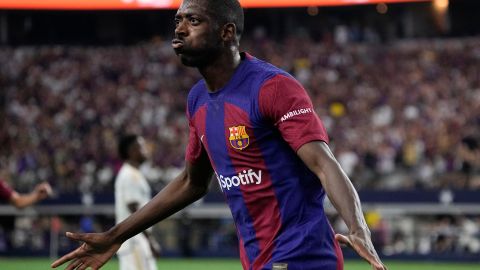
198;47;241;92
126;160;141;169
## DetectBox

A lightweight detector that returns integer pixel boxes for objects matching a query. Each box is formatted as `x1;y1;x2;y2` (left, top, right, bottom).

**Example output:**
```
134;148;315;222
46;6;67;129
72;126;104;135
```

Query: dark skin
52;1;386;270
125;138;161;257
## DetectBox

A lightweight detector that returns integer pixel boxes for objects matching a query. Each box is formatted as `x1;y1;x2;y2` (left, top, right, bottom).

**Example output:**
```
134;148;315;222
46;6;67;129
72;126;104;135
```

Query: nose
175;20;188;37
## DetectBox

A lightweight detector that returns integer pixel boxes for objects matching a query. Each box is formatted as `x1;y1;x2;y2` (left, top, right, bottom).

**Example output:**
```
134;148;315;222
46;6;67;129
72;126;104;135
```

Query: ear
221;23;237;43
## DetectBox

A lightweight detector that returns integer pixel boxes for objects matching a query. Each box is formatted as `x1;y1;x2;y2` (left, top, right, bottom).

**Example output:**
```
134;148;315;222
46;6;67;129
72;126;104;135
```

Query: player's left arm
297;141;387;270
258;74;386;270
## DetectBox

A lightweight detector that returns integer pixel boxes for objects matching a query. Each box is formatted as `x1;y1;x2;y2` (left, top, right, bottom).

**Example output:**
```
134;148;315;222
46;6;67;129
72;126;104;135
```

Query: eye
174;18;180;27
189;17;200;25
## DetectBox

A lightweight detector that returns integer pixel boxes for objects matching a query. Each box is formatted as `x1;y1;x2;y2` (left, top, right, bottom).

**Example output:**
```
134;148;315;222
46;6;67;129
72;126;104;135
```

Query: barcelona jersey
186;53;343;270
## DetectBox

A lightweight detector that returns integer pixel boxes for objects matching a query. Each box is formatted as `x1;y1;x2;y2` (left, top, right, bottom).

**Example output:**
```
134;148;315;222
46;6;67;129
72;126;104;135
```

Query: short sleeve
259;74;329;151
0;180;13;202
185;111;202;163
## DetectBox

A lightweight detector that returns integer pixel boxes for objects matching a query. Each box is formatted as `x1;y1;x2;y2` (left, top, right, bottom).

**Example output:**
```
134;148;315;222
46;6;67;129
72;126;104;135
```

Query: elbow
183;174;210;200
190;182;209;199
299;142;340;180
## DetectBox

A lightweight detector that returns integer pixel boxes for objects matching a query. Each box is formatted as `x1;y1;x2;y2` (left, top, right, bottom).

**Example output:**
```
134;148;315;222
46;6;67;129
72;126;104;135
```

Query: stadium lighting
433;0;448;11
432;0;449;32
376;3;388;14
307;6;320;16
0;0;431;10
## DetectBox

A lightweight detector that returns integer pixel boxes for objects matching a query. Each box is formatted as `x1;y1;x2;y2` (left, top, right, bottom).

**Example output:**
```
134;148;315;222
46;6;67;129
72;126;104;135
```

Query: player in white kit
115;134;160;270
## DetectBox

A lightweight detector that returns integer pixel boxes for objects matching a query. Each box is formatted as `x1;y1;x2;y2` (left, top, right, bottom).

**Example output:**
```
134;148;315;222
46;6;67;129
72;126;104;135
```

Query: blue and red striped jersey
186;53;343;270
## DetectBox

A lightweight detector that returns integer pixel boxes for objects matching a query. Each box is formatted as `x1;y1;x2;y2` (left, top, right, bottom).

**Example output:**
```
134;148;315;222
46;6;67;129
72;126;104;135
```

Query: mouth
172;39;184;50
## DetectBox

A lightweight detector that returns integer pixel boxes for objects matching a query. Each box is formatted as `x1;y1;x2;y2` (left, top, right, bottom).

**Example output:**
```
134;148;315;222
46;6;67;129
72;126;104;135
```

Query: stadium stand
0;1;479;261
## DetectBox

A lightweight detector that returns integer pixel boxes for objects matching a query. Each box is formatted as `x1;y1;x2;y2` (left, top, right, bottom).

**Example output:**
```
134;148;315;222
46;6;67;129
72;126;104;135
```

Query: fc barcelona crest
228;125;250;150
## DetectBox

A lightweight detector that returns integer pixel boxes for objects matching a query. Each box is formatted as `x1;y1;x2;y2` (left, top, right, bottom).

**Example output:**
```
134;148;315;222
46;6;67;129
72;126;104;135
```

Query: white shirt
115;163;152;225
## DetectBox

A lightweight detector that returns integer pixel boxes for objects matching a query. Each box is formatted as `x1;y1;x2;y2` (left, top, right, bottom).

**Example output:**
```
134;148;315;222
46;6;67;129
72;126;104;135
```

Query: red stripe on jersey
329;223;344;270
334;237;344;270
224;102;283;269
186;106;208;164
0;180;13;201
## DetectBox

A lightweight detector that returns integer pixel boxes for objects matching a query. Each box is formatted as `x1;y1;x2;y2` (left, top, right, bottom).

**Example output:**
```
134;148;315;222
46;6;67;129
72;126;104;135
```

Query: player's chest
193;101;266;155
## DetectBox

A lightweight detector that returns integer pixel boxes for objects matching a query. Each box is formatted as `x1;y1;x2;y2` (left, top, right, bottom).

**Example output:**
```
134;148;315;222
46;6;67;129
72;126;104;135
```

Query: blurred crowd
1;35;480;258
245;36;480;190
0;36;479;196
0;39;192;194
333;213;480;256
2;213;479;257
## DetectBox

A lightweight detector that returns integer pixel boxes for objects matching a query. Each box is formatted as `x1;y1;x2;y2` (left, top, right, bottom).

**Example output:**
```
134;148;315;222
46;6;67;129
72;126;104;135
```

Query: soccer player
0;179;52;208
115;135;160;270
51;1;387;270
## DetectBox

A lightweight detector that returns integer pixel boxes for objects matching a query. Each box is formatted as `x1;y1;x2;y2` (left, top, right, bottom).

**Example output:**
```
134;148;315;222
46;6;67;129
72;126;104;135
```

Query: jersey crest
228;125;250;150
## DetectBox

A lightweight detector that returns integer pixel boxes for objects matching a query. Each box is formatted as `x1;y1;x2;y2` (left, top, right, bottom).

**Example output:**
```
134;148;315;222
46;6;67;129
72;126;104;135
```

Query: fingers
66;232;88;242
51;248;82;268
77;262;92;270
51;234;88;268
36;183;53;199
370;261;385;270
42;183;53;196
371;262;388;270
36;182;51;192
74;256;103;270
65;259;83;270
335;233;387;270
64;258;98;270
334;233;352;247
355;244;386;270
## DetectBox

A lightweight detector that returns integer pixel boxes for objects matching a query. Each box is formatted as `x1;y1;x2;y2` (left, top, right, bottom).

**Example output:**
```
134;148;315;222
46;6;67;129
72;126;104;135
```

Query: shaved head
184;0;244;40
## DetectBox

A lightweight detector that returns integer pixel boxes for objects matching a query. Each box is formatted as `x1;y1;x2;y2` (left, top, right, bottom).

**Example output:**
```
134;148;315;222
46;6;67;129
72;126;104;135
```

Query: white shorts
117;234;157;270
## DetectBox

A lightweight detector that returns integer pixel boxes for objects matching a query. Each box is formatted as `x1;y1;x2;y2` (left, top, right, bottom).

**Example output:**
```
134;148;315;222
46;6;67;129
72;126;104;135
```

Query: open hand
335;230;387;270
51;232;121;270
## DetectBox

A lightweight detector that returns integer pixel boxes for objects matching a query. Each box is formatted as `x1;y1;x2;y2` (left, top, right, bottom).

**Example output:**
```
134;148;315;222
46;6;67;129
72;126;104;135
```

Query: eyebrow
175;13;201;19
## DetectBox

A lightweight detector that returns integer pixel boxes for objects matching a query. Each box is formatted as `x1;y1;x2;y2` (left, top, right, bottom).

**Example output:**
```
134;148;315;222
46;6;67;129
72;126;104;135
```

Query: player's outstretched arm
127;203;162;257
52;148;213;269
10;182;53;209
297;141;387;270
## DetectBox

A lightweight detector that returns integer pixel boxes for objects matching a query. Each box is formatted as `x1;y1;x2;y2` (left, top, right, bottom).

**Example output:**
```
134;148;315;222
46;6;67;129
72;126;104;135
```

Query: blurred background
0;0;479;267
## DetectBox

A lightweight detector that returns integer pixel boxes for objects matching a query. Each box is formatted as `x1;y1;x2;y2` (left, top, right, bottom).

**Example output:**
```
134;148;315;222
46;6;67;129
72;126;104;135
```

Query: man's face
131;137;148;164
172;0;223;67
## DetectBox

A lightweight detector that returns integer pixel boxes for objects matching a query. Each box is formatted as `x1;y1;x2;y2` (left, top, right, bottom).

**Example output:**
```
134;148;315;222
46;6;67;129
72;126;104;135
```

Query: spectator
0;179;52;209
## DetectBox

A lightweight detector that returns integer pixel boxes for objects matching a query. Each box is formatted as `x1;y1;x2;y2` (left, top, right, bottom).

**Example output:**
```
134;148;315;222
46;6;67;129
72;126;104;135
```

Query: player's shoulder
243;54;295;89
115;164;137;182
188;79;206;97
244;55;285;79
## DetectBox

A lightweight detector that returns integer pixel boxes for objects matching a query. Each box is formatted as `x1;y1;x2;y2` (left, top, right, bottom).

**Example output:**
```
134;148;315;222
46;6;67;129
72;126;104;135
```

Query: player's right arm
51;148;213;270
7;182;52;209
